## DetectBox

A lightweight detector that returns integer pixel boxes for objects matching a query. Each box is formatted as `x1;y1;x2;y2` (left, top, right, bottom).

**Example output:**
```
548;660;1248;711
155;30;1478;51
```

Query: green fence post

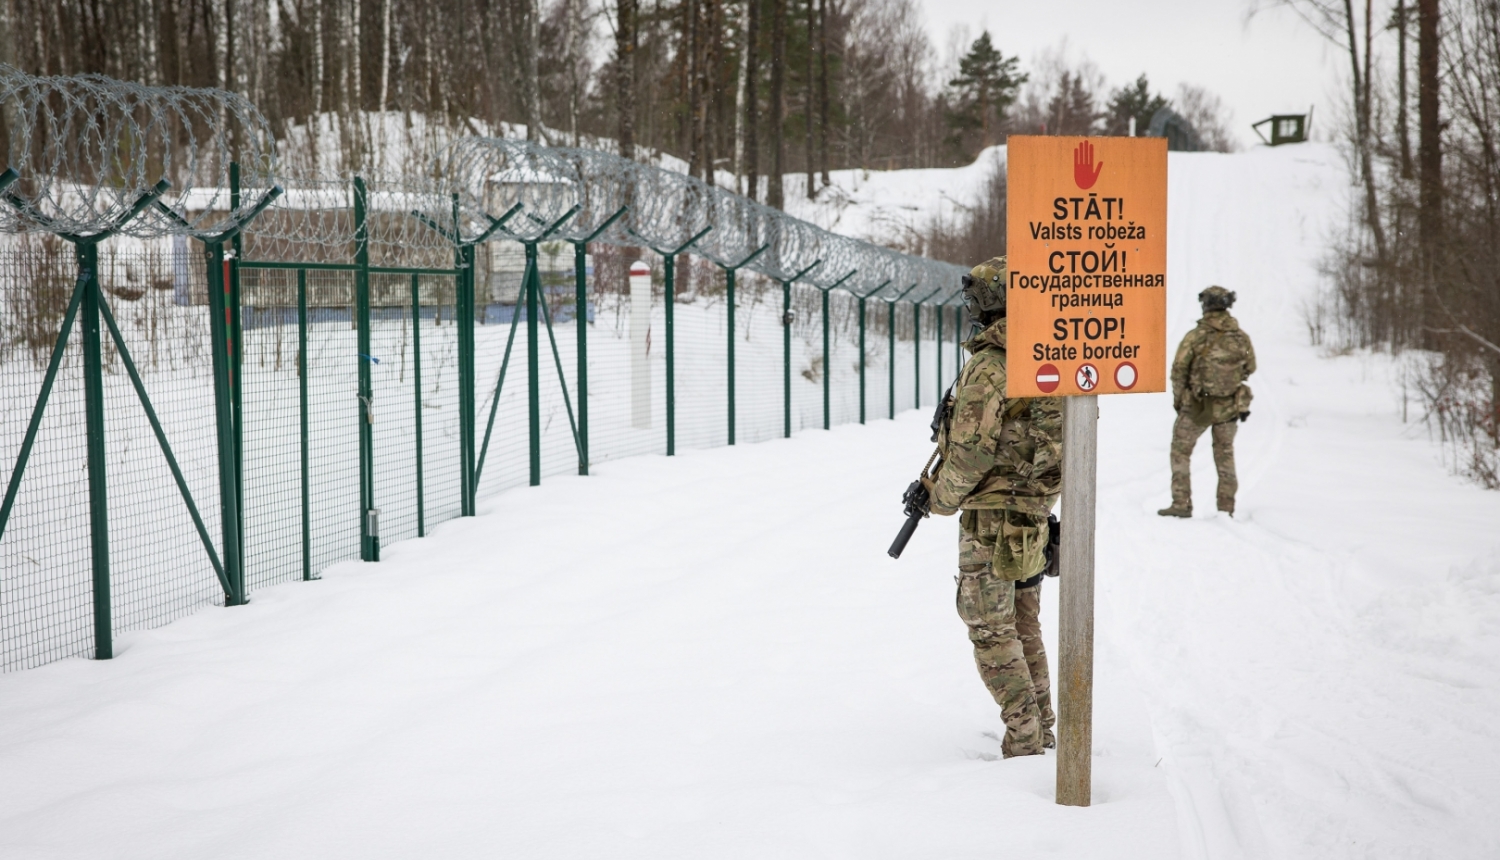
646;226;710;457
664;252;676;456
354;177;378;562
911;286;940;409
888;300;896;418
567;206;625;473
936;301;944;394
821;288;830;429
780;260;821;439
573;242;590;474
818;270;857;430
856;280;891;426
913;300;921;409
406;195;521;507
205;240;245;603
858;296;866;425
228;164;246;585
411;272;426;536
77;242;112;659
882;283;918;417
726;266;737;444
299;269;311;579
466;244;480;511
888;283;917;418
717;245;767;447
784;273;806;437
525;244;542;486
783;279;792;438
454;195;476;516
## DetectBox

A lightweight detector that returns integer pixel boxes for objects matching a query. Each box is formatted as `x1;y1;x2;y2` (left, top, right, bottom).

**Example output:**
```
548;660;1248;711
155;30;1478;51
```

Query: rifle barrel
887;513;922;559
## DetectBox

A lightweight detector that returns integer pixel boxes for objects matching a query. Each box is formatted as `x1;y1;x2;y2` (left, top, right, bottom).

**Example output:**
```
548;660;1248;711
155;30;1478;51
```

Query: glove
901;479;931;519
1239;411;1250;422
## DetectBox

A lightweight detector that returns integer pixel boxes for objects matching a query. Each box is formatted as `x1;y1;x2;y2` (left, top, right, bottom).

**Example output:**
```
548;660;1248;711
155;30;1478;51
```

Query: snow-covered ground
3;142;1499;858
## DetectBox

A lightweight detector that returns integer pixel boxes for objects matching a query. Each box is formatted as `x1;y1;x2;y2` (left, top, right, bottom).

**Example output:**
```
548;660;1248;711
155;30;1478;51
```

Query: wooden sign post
1005;135;1168;807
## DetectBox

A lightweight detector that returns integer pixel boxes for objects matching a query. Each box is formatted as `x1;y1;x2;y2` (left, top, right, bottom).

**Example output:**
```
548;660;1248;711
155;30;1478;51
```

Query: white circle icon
1115;362;1138;390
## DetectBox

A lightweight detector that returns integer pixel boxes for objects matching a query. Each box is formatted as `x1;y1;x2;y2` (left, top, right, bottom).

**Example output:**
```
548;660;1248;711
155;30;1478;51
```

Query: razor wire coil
0;65;277;239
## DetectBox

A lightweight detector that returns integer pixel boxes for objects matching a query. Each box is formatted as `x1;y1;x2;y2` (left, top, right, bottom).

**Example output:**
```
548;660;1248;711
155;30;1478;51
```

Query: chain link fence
0;68;971;672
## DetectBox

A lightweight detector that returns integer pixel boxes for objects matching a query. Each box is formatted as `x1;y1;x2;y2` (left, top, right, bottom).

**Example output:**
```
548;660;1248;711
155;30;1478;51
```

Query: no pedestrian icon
1036;363;1061;393
1076;364;1099;392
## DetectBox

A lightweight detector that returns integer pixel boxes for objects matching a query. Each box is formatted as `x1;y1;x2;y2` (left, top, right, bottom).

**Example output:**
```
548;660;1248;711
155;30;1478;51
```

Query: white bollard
630;260;652;429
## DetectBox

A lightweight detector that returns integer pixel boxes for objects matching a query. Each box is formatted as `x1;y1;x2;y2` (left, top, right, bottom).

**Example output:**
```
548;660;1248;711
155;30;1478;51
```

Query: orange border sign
1005;136;1167;397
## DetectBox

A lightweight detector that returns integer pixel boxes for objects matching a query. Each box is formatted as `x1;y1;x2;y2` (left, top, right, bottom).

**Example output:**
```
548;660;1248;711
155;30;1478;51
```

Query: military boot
1157;505;1191;518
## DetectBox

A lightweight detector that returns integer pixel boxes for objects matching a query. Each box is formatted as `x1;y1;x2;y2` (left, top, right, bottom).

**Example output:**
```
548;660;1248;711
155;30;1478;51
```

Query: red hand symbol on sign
1073;141;1103;189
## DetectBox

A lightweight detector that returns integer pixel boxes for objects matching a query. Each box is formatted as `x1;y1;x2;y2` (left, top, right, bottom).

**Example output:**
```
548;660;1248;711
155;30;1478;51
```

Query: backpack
1189;329;1249;398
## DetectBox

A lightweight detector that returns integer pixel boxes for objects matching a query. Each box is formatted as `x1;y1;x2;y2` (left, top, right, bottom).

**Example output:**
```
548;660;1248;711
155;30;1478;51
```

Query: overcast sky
915;0;1343;147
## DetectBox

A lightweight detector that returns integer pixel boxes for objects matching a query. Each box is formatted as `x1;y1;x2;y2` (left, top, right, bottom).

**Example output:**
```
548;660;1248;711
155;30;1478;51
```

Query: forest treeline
0;0;1234;207
1282;0;1500;486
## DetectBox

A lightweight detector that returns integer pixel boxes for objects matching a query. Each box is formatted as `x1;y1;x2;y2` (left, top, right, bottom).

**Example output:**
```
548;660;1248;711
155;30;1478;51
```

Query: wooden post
1057;394;1097;806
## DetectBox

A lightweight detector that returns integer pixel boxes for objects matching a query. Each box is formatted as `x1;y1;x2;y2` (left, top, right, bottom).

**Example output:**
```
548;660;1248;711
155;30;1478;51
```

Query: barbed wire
0;66;964;300
443;137;967;300
0;65;276;239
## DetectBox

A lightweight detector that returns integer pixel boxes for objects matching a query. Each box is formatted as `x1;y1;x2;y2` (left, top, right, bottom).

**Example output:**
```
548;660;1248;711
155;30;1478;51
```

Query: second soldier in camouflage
1159;286;1256;517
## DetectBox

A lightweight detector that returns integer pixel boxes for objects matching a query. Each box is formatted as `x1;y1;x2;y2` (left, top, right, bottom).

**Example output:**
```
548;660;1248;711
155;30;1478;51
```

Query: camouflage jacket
930;319;1063;518
1171;311;1256;425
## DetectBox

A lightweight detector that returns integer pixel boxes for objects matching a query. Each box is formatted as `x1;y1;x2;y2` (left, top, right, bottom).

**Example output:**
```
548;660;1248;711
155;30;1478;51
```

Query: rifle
889;386;956;559
887;449;940;559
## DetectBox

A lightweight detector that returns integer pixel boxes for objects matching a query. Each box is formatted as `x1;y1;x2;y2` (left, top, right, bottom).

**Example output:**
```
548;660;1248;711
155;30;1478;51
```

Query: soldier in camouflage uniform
923;257;1063;758
1159;286;1256;518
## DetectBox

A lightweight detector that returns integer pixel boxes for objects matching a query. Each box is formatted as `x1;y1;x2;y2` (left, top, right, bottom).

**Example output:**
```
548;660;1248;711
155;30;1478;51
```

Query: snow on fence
0;68;969;672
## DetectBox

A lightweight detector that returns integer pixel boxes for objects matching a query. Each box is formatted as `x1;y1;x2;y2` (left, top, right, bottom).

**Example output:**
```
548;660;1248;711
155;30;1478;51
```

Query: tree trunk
688;0;702;176
379;0;391;112
1418;0;1441;255
804;0;814;198
524;0;540;141
1343;0;1386;260
743;0;759;199
704;0;721;185
818;0;829;185
616;0;636;159
733;0;749;192
349;0;360;110
768;0;785;209
157;0;180;85
1396;0;1412;179
224;0;234;91
313;0;324;115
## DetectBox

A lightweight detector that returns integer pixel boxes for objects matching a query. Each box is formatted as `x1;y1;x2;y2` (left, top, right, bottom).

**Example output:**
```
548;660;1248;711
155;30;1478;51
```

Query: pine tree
1044;72;1097;136
1102;74;1169;137
943;31;1025;155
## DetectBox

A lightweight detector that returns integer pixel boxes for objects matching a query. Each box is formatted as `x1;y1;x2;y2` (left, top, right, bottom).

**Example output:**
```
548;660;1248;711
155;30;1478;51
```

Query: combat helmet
1199;285;1236;312
962;256;1007;322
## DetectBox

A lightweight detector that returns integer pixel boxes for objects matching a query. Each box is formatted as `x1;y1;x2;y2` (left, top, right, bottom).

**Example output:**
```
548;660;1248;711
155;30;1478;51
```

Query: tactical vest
935;383;1062;512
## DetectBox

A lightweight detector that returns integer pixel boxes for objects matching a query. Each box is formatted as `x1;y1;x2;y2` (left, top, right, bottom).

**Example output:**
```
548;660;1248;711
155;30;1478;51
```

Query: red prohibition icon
1036;363;1061;393
1075;364;1099;391
1114;361;1138;390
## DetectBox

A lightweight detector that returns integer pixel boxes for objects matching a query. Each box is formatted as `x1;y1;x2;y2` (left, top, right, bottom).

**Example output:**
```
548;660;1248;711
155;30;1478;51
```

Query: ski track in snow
3;144;1500;858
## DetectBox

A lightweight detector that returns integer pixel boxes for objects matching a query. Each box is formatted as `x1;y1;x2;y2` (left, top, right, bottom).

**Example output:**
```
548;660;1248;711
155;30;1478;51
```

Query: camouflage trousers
1170;412;1238;513
956;509;1052;757
1015;581;1055;747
